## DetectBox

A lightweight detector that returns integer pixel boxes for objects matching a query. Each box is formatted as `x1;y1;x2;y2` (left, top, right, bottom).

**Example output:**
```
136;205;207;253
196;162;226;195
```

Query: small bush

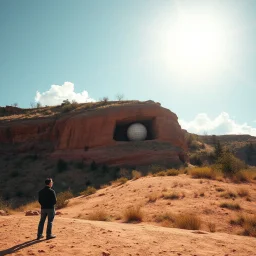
56;190;73;209
175;214;201;230
217;152;247;175
163;191;180;200
80;186;97;196
132;170;142;180
87;209;110;221
123;205;143;223
57;159;68;173
189;167;217;179
220;202;241;210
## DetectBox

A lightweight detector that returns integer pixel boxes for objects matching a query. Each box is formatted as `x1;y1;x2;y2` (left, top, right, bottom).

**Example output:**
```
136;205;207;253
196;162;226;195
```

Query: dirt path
0;215;255;256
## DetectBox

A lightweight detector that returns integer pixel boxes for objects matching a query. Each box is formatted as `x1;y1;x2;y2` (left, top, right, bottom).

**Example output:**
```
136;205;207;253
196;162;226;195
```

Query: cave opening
113;119;156;141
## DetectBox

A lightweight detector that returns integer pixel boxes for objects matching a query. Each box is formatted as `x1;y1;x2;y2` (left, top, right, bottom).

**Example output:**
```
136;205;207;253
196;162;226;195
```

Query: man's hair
45;178;52;185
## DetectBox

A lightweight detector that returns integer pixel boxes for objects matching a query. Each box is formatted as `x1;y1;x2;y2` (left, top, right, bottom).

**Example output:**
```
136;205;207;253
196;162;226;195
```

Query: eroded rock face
0;102;187;166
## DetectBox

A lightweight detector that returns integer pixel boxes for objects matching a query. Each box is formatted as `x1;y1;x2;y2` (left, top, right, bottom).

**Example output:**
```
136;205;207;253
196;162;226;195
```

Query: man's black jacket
38;186;57;209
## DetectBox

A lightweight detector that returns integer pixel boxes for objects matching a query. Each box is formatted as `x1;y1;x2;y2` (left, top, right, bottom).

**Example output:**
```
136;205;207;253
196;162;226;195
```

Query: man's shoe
37;235;44;240
46;234;56;240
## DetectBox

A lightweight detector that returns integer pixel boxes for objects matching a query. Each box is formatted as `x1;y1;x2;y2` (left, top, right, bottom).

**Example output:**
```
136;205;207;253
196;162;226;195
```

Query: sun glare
162;13;228;81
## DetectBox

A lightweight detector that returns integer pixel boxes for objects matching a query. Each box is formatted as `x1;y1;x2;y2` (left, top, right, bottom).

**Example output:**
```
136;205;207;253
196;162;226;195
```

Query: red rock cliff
0;101;187;166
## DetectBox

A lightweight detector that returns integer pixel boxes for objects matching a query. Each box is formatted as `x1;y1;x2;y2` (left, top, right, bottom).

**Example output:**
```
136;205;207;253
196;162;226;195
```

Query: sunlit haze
0;0;255;135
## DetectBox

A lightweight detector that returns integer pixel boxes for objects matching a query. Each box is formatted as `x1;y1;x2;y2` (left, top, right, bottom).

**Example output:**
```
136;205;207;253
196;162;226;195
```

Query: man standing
37;178;57;240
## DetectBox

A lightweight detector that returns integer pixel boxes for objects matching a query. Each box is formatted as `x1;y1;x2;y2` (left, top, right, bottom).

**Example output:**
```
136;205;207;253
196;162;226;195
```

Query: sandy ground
1;175;256;256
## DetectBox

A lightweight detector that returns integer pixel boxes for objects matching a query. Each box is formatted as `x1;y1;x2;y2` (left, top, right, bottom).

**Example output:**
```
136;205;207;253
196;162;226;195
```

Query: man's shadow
0;239;44;256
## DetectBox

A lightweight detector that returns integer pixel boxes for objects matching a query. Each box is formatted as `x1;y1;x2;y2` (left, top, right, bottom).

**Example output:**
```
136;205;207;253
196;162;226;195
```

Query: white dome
127;123;147;141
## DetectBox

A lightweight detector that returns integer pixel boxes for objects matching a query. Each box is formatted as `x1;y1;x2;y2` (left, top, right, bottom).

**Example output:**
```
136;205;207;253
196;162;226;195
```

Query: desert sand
1;175;256;256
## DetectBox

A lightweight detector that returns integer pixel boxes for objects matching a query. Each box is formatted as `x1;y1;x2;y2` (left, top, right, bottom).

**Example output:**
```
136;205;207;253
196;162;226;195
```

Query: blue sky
0;0;256;135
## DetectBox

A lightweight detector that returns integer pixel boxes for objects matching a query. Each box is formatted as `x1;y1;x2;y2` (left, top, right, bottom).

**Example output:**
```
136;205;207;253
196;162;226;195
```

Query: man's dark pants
37;209;55;236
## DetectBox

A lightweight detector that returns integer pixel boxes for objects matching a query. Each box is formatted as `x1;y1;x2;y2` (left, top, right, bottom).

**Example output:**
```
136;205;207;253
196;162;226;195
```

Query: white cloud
35;82;96;106
179;112;256;136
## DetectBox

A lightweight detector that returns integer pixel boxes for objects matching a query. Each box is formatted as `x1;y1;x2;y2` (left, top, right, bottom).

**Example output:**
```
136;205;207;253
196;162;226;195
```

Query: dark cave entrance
113;119;156;141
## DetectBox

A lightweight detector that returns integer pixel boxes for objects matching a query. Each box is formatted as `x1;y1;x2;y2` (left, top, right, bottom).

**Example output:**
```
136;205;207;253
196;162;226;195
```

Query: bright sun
162;13;228;81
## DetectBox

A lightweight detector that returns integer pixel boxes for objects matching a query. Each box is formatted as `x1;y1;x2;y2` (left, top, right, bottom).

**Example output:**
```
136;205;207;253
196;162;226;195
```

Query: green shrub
80;186;97;196
56;190;73;209
217;152;247;175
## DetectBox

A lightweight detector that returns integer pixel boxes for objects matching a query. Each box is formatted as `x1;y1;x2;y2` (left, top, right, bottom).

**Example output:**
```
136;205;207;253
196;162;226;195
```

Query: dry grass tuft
15;201;40;212
147;192;159;203
220;191;237;199
189;167;218;179
208;222;216;232
80;186;97;196
123;205;143;223
112;177;128;186
237;187;250;197
215;187;225;192
230;170;252;183
175;213;201;230
154;212;176;225
155;212;201;230
87;209;110;221
230;214;256;237
220;202;241;211
162;191;180;200
153;169;179;177
132;170;142;180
